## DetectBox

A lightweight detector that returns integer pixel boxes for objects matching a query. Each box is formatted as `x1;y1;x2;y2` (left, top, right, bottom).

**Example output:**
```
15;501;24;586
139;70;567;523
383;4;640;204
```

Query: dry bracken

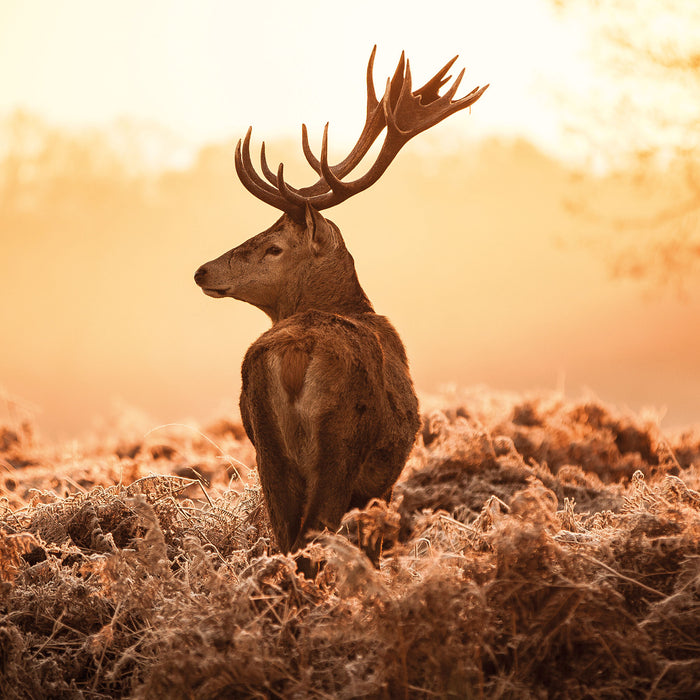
0;389;699;698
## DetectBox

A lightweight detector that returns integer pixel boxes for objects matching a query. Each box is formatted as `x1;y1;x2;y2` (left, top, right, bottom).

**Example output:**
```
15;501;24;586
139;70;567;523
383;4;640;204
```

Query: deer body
241;307;418;553
196;208;419;553
195;48;487;559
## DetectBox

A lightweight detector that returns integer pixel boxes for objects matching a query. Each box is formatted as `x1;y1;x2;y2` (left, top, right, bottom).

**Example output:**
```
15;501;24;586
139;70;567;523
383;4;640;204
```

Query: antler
234;47;489;220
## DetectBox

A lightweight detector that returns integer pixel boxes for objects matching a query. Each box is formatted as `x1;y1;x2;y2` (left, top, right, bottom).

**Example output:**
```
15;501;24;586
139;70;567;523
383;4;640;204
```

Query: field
1;389;699;698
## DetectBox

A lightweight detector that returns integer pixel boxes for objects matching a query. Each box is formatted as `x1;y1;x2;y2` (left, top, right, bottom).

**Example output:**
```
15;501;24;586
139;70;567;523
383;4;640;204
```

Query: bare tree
552;0;700;288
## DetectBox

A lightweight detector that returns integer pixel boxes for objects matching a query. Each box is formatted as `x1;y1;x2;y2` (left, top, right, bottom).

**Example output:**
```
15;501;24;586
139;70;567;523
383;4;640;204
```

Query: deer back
239;307;419;552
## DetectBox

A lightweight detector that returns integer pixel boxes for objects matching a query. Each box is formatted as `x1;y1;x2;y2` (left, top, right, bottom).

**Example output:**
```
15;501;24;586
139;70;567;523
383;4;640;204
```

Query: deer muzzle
194;264;232;298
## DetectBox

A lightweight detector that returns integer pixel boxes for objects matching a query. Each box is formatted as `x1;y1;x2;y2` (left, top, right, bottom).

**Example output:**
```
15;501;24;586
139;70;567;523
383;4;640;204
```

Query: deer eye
265;245;283;257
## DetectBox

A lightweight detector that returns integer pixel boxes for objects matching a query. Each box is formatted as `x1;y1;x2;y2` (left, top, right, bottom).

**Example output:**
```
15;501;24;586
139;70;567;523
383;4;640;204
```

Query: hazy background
1;0;698;437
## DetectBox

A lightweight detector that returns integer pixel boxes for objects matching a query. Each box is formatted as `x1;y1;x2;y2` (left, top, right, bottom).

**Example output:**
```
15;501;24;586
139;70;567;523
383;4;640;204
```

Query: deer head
194;205;371;321
195;47;488;320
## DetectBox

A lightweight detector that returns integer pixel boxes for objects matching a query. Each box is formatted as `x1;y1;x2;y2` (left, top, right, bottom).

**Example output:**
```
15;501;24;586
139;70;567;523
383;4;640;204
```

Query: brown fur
195;207;420;561
279;346;310;403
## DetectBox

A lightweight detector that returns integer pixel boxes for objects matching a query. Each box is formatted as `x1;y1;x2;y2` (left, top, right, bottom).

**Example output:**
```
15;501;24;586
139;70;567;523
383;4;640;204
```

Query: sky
1;0;699;438
0;0;596;164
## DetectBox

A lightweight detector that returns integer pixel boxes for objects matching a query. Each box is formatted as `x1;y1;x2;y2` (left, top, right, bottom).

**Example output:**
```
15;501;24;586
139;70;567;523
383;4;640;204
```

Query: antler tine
234;129;303;218
301;124;322;175
388;51;407;109
260;133;320;200
454;83;490;109
379;78;399;140
443;68;465;102
319;123;353;200
234;138;272;201
260;142;309;197
239;128;282;196
414;55;459;104
392;60;415;134
365;44;380;117
276;162;308;208
259;142;279;186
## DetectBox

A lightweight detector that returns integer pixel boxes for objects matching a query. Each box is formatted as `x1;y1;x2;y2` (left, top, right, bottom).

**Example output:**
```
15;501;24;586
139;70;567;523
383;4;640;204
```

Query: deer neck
271;255;374;323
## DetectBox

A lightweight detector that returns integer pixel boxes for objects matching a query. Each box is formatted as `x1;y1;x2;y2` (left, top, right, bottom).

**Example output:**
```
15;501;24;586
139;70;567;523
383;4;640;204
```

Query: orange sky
0;1;594;162
1;1;698;437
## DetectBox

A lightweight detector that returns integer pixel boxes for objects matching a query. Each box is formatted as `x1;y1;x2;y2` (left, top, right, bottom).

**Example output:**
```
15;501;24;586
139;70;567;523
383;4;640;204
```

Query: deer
194;47;488;567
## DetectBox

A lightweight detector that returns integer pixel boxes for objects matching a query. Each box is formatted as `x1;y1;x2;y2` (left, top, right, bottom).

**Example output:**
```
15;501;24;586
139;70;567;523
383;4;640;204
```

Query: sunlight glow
1;0;594;164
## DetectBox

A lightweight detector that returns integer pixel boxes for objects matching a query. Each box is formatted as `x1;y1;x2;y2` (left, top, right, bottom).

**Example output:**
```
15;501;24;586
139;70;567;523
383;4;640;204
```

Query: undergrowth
1;390;699;698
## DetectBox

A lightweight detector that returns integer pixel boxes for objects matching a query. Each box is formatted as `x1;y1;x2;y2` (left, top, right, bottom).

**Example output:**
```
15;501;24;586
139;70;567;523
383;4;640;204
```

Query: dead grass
1;389;699;698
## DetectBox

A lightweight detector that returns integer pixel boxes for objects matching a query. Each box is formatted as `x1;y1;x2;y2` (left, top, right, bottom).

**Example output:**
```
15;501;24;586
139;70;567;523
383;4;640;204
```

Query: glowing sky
2;0;699;437
0;0;594;161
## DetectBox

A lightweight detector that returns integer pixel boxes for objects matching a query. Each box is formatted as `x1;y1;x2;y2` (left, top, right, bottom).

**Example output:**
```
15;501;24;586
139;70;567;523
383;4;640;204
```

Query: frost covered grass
1;390;699;698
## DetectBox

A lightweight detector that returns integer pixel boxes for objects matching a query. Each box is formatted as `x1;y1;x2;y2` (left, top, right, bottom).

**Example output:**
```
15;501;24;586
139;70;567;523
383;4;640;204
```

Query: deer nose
194;266;208;286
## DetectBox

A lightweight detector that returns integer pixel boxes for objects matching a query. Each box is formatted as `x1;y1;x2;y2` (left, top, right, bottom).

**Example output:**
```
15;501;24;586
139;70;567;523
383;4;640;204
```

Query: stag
195;48;487;563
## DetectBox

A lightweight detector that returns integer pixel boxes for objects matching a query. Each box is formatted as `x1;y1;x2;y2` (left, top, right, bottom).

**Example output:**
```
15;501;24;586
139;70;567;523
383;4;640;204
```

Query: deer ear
305;204;336;255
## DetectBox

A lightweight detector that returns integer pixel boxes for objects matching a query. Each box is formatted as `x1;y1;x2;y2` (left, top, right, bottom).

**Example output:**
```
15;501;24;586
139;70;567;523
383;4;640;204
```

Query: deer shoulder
241;310;415;457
